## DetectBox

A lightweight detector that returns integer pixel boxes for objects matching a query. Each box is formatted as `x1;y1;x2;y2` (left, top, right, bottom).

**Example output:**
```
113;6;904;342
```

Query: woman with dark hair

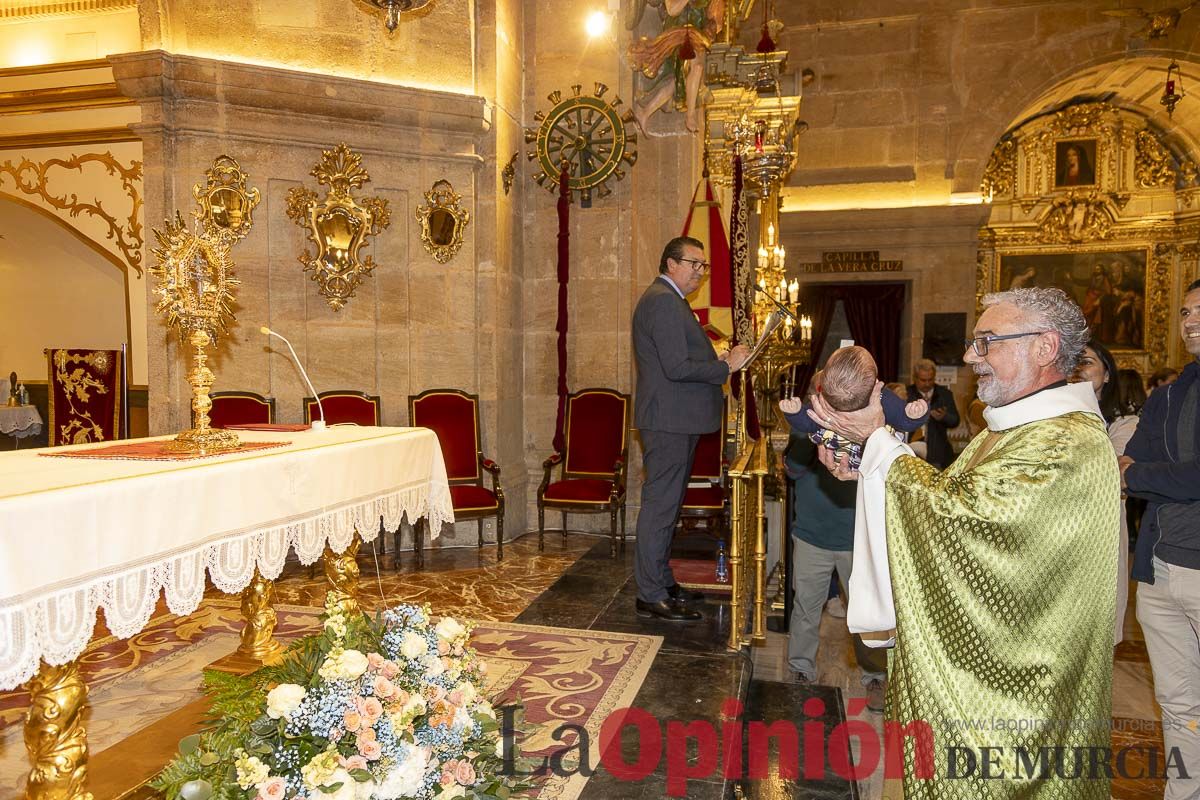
1074;339;1139;643
1148;367;1179;392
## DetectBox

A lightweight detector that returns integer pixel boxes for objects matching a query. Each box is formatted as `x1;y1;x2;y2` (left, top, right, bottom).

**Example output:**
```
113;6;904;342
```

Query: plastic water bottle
716;541;729;584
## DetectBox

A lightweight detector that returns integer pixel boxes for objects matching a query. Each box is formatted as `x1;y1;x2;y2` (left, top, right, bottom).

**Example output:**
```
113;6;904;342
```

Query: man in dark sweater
784;434;888;712
1121;278;1200;800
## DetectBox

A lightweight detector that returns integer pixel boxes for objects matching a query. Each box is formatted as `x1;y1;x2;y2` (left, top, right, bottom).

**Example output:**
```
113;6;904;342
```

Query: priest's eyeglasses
963;331;1046;356
678;258;711;273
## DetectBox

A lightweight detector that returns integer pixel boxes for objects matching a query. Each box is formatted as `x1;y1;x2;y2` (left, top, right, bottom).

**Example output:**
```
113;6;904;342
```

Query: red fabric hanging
729;154;760;440
552;165;571;453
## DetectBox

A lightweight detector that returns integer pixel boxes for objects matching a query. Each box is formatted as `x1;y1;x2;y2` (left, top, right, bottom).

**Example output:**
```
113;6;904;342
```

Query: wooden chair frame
302;390;381;426
407;389;505;565
537;387;630;556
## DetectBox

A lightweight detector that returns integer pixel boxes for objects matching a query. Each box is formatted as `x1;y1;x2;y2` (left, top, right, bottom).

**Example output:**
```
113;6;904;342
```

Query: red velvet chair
408;389;505;564
208;391;275;429
537;387;630;556
677;413;729;540
303;390;381;426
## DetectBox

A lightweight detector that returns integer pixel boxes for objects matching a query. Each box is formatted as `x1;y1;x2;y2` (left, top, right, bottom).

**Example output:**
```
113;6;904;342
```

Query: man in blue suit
632;236;749;622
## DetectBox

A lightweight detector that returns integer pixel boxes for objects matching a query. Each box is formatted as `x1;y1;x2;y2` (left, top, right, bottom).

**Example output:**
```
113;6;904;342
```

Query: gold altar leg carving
237;568;284;664
324;533;362;615
727;473;744;652
24;659;93;800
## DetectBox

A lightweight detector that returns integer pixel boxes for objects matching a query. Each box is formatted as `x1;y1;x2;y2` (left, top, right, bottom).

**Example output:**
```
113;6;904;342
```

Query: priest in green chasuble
811;287;1120;799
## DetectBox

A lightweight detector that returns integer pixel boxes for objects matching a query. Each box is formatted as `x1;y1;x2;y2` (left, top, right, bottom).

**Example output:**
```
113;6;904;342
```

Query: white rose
265;683;306;720
400;632;428;659
454;682;477;705
435;617;466;642
374;745;429;799
424;655;446;678
439;783;467;799
476;700;496;720
452;705;472;731
404;693;428;717
321;769;358;800
339;649;369;680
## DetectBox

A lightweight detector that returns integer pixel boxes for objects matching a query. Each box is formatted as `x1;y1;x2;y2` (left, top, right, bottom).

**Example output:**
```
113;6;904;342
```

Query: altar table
0;425;454;798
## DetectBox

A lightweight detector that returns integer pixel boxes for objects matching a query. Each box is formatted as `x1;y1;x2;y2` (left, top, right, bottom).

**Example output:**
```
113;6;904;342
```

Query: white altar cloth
0;404;43;438
0;426;454;690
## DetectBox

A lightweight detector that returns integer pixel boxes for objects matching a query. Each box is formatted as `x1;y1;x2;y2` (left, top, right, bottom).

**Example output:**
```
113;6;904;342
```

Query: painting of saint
999;250;1147;349
1055;140;1097;187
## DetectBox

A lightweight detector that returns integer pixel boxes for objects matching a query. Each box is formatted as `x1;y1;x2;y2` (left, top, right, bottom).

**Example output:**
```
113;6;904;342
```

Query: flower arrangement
152;593;532;800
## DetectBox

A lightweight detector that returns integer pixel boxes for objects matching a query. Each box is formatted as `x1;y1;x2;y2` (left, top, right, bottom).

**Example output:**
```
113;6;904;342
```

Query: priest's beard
974;352;1040;407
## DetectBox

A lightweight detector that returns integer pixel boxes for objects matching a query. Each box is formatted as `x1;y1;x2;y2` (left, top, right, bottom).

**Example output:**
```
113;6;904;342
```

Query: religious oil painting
999;250;1147;349
1054;139;1097;187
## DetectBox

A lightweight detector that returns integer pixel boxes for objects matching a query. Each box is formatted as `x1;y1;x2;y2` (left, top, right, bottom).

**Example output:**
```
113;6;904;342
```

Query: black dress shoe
636;598;702;622
667;583;705;603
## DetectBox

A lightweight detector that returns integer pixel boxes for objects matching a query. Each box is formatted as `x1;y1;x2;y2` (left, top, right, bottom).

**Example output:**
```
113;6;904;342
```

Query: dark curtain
840;282;906;383
783;285;840;399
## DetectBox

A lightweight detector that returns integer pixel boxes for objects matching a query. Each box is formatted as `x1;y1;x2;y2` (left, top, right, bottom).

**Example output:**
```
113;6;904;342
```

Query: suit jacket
633;277;729;434
906;382;960;468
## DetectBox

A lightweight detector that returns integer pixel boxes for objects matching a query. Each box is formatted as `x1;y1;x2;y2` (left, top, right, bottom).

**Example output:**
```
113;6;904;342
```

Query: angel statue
628;0;725;135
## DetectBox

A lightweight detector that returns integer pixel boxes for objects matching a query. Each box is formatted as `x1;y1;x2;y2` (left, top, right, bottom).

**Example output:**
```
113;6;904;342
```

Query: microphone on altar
260;326;326;430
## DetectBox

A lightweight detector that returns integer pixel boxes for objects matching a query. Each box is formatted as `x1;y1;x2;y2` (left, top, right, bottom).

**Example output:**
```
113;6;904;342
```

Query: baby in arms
780;346;929;469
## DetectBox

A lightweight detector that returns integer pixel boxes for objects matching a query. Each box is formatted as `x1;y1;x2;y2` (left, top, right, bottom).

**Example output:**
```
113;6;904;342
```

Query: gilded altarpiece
979;102;1200;373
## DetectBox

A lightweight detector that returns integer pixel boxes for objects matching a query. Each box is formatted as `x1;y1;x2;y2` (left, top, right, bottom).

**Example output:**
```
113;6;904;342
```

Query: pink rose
368;652;386;671
356;727;377;746
373;676;395;699
339;754;368;772
447;690;465;707
257;777;287;800
438;640;450;655
343;710;362;732
381;660;400;679
425;685;447;703
455;761;477;786
361;696;384;722
440;770;457;786
359;737;383;760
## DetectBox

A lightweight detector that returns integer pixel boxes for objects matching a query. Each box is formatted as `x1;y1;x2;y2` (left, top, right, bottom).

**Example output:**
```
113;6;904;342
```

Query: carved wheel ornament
525;83;638;203
286;143;392;312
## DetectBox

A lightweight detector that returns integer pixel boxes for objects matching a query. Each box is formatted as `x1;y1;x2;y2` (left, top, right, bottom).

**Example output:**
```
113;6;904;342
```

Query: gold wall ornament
980;139;1017;200
286;143;391;312
501;152;518;196
415;179;470;263
1135;129;1178;189
24;660;93;800
1037;192;1114;244
525;83;638;204
0;152;143;276
150;213;241;453
193;155;260;239
353;0;434;32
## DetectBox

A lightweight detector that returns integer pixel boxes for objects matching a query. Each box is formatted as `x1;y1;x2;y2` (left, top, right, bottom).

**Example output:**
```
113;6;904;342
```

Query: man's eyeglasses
678;258;711;274
963;331;1046;357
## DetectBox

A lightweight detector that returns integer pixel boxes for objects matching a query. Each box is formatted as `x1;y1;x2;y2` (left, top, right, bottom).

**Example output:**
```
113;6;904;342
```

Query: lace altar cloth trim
39;440;291;460
0;483;454;691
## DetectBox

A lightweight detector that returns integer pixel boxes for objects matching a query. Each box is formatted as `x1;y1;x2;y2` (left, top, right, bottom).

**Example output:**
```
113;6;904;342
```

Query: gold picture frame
415;179;470;264
193;155;260;240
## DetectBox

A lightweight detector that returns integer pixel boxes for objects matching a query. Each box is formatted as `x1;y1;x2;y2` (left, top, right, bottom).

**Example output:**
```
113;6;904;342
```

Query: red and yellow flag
681;178;732;342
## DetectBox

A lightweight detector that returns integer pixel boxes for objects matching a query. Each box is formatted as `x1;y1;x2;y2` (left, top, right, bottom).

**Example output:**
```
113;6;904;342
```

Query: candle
1167;79;1176;94
788;279;799;304
767;223;775;246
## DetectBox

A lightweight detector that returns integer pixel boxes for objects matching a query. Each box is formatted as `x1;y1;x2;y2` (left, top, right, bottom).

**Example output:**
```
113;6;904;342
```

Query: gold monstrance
150;213;241;453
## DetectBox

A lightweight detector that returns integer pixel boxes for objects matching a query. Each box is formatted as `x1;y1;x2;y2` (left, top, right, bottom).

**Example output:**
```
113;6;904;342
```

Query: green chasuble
883;405;1119;798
